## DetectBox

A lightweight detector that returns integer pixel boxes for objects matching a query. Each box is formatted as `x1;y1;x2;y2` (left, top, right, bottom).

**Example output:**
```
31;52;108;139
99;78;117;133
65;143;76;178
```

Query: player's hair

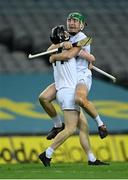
67;12;87;26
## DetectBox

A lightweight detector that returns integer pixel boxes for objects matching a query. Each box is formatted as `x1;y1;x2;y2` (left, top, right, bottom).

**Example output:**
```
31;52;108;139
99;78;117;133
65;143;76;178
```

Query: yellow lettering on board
0;135;128;164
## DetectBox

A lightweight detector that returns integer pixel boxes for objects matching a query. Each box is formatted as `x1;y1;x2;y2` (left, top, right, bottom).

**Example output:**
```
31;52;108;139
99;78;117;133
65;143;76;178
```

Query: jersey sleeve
75;32;87;42
82;44;90;53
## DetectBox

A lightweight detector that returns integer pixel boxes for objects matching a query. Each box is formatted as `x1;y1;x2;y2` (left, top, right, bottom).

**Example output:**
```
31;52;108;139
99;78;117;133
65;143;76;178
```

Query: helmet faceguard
50;25;69;44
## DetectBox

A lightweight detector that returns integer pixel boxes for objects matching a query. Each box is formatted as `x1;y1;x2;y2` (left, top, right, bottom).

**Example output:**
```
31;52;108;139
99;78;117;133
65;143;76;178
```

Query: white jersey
70;32;92;76
53;57;77;91
53;31;92;91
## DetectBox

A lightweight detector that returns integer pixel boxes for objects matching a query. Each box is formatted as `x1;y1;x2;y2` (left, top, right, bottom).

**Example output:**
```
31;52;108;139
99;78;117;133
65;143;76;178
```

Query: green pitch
0;162;128;179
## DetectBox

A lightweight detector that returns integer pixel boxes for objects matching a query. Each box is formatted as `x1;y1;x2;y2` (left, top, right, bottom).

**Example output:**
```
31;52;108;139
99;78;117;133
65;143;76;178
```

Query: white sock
94;115;104;127
87;152;96;162
46;147;54;158
53;115;62;128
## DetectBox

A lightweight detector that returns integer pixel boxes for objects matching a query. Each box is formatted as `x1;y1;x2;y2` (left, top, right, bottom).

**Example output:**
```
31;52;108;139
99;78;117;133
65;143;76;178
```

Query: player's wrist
78;49;84;57
60;42;64;48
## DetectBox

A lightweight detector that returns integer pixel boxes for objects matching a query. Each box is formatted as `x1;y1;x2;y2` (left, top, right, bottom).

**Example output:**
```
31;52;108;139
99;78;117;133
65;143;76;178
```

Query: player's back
53;57;77;91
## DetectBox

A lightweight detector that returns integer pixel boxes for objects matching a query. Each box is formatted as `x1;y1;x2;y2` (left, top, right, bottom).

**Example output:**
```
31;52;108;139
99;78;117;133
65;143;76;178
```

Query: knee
38;93;49;104
75;95;82;105
75;92;84;105
65;126;77;137
75;95;89;108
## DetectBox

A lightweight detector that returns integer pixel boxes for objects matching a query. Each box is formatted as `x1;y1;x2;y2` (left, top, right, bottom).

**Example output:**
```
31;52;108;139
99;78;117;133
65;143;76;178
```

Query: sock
94;115;104;127
87;152;96;162
46;147;54;158
52;115;62;128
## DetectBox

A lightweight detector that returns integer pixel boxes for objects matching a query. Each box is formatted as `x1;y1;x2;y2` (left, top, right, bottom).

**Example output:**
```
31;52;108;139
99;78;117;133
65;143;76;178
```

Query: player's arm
78;49;95;62
49;46;81;63
47;41;72;51
49;45;95;63
47;44;61;51
48;41;95;63
79;49;95;70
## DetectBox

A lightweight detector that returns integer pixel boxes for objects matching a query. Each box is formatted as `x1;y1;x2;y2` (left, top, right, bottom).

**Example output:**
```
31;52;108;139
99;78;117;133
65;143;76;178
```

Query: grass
0;162;128;179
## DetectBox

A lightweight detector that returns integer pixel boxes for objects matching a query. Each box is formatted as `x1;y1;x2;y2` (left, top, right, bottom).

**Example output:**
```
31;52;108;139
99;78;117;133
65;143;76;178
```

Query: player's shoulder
76;32;87;41
78;31;87;38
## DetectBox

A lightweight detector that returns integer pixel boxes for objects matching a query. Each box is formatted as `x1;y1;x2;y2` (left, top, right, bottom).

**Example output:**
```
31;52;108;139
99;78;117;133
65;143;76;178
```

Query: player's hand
88;62;93;70
62;42;73;50
49;55;56;63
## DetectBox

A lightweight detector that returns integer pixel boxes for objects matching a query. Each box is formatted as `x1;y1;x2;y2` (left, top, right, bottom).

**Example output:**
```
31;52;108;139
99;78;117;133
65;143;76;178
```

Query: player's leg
39;110;79;166
39;83;64;140
47;87;79;149
39;83;57;118
78;109;109;165
78;109;95;160
75;83;99;119
75;78;108;139
39;88;80;166
50;110;79;149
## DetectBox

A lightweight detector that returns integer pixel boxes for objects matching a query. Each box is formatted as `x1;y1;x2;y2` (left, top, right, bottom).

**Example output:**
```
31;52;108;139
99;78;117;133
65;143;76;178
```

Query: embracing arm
78;49;95;62
47;41;72;51
48;41;95;63
47;43;62;51
49;46;81;63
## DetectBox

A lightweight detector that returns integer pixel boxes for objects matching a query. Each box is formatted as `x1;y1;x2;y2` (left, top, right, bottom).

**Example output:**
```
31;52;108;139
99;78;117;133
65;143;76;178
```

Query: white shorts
56;88;80;112
77;71;92;92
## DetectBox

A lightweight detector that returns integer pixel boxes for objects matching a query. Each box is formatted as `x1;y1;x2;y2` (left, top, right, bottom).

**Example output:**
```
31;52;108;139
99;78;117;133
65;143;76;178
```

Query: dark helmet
50;25;69;44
